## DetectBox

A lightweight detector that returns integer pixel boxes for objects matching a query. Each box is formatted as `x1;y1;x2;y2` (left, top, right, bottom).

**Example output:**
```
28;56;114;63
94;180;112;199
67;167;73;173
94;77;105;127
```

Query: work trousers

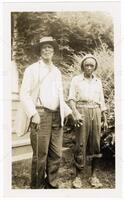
30;107;63;188
74;105;101;170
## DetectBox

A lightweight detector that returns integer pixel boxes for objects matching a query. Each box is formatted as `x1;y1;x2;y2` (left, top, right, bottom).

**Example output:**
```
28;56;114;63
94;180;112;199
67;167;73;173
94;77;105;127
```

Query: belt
36;106;59;113
76;101;100;109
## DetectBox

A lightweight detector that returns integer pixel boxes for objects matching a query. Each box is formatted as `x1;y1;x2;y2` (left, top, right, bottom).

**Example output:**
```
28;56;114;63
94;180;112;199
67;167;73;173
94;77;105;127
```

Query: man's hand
102;111;108;133
69;100;84;128
64;113;75;127
32;112;40;124
103;121;108;132
74;110;84;127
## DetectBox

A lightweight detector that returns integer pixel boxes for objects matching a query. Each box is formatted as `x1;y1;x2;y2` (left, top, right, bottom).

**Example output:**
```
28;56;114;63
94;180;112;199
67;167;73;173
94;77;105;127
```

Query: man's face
40;43;54;61
83;58;96;77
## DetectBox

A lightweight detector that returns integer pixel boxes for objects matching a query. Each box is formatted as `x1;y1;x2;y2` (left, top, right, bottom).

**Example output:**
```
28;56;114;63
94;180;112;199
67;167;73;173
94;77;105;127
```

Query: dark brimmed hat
34;36;58;53
81;54;98;71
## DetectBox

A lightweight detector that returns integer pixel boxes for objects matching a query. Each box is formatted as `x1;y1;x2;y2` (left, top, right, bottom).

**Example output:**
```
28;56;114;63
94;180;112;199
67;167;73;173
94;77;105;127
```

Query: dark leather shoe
44;182;58;189
30;179;46;189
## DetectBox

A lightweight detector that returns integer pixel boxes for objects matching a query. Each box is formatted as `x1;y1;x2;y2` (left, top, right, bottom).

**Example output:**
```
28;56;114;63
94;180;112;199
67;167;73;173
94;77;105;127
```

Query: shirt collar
81;72;98;81
39;59;54;69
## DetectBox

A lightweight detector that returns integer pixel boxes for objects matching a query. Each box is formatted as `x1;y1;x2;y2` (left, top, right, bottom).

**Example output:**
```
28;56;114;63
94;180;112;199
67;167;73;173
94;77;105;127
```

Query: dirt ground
12;131;115;189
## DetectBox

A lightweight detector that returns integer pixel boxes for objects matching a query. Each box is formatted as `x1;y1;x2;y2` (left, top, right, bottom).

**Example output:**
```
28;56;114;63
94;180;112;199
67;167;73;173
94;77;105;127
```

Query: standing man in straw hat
68;54;108;188
19;36;72;189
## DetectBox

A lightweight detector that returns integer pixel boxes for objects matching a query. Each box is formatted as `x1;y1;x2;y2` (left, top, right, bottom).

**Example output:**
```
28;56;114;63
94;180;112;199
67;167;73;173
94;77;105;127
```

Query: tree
11;11;114;79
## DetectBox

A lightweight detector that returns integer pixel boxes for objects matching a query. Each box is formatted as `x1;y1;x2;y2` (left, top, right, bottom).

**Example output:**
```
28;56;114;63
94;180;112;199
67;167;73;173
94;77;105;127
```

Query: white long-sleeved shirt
68;73;106;111
19;60;71;132
38;60;60;111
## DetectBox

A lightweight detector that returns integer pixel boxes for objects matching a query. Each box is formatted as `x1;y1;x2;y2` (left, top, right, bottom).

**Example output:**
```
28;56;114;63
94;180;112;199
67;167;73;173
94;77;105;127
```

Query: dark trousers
74;106;101;170
30;108;63;188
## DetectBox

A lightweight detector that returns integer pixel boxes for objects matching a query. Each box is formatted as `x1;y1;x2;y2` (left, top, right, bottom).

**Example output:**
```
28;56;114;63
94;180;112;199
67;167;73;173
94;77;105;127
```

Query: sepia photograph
11;11;115;189
2;1;122;198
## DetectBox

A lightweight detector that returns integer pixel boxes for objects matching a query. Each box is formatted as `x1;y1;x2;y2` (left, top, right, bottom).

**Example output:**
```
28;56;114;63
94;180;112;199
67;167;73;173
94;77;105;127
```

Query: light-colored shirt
68;73;106;111
39;60;60;111
19;59;72;134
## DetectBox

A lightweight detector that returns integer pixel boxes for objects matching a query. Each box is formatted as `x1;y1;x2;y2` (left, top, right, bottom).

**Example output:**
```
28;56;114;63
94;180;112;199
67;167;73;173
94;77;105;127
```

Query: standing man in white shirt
19;37;72;189
68;54;108;188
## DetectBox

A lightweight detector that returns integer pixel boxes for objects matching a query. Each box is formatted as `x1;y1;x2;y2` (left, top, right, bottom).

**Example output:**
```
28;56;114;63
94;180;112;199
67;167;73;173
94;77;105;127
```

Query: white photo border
2;0;122;199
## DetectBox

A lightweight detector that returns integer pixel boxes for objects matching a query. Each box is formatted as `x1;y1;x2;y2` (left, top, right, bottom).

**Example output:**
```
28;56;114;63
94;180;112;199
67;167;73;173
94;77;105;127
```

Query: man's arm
68;77;83;127
102;111;108;132
99;80;108;132
64;102;72;115
69;100;83;127
20;67;38;120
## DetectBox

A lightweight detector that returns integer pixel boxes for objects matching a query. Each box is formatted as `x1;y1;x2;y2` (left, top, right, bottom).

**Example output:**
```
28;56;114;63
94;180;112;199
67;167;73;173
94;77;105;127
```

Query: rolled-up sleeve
68;77;77;102
99;81;107;112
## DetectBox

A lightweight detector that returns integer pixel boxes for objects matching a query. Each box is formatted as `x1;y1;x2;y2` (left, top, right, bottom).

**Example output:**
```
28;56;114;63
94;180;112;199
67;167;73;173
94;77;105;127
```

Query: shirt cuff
101;106;107;112
68;98;76;102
